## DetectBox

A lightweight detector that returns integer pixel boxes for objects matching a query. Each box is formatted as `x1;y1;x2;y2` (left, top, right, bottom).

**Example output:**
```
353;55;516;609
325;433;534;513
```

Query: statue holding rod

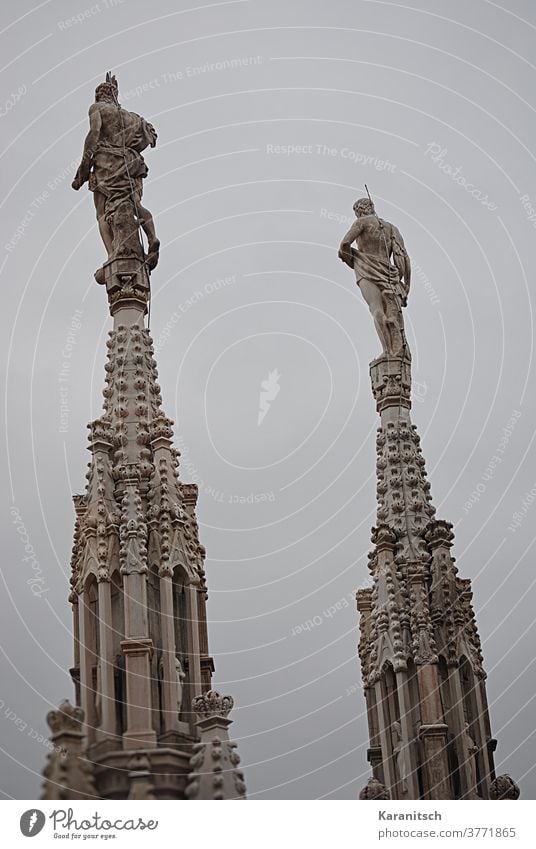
338;192;411;360
72;72;160;284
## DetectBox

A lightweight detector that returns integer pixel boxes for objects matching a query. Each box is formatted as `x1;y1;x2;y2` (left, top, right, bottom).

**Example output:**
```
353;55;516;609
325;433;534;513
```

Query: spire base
102;257;150;321
370;355;411;416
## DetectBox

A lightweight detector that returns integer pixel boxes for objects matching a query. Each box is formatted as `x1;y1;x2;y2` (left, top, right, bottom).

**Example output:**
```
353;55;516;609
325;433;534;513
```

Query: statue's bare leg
357;277;392;356
384;296;405;357
136;202;160;268
94;192;113;258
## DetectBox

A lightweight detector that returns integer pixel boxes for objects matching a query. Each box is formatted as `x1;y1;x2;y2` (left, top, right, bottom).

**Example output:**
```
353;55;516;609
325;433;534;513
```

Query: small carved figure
175;656;186;714
159;654;186;716
392;720;412;796
463;722;479;798
339;197;411;359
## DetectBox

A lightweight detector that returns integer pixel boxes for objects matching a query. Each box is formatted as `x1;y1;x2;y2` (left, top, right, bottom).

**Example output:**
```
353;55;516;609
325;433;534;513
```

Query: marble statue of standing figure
72;72;160;283
338;197;411;360
159;654;186;718
392;720;412;796
463;722;479;799
175;657;186;715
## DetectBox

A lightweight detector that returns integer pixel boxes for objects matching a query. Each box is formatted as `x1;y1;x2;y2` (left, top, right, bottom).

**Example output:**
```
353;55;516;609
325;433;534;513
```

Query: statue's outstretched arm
72;104;102;190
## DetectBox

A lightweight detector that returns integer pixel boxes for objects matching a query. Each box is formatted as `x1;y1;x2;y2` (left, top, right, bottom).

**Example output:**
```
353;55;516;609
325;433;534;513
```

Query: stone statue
159;654;186;717
338;197;411;359
175;656;186;714
392;720;412;796
463;722;479;798
72;72;160;283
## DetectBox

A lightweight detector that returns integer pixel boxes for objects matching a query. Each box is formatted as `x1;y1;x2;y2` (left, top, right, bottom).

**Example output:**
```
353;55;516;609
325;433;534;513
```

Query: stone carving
409;569;438;666
127;753;155;800
175;657;186;714
375;421;435;563
44;73;242;800
339;197;411;359
72;73;159;284
186;692;247;800
41;701;96;800
392;721;411;796
185;738;247;801
370;355;411;413
489;774;520;800
193;690;234;719
46;700;84;734
351;199;501;801
359;777;390;799
463;722;479;799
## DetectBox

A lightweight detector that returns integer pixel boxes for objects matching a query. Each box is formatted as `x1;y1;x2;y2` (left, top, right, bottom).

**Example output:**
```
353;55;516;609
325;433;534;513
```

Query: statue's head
95;72;118;104
353;197;375;217
95;82;117;103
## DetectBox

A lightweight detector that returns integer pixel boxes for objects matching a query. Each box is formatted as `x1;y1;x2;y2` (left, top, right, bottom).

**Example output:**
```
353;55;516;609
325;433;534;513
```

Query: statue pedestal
370;355;412;418
101;256;150;322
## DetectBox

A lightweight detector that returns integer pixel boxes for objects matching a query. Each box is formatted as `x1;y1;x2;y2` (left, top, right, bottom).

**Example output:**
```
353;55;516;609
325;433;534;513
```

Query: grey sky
1;0;535;799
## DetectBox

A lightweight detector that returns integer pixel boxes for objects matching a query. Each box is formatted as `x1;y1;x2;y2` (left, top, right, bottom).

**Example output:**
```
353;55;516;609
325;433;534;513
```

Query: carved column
78;590;95;744
159;566;178;732
473;679;493;798
374;680;397;792
187;585;203;707
395;669;420;799
447;664;472;798
97;577;115;738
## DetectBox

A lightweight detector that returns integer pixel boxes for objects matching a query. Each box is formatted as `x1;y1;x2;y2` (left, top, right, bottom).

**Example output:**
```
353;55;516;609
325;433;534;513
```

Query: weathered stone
186;693;247;800
489;774;520;800
359;777;390;799
339;196;411;359
343;199;513;800
43;74;246;800
72;73;159;290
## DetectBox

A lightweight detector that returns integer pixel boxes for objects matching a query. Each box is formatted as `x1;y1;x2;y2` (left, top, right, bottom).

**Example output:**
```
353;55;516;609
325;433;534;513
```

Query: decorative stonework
370;356;411;413
193;690;234;719
186;694;247;800
41;702;97;800
375;418;435;563
127;753;155;800
72;73;159;291
359;777;390;799
43;74;245;801
46;700;84;735
343;201;515;801
489;774;520;800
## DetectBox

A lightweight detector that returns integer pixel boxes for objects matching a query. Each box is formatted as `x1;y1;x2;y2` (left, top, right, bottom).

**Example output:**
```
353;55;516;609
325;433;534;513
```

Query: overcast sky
1;0;536;800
